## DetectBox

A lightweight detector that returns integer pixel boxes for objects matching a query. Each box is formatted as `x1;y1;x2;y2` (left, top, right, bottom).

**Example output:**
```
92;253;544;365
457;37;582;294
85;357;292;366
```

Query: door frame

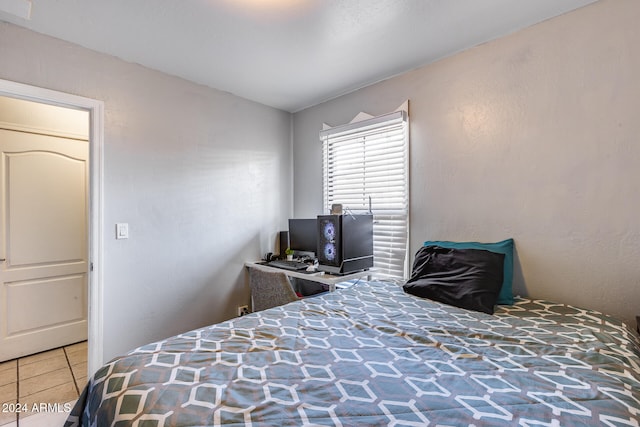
0;79;104;375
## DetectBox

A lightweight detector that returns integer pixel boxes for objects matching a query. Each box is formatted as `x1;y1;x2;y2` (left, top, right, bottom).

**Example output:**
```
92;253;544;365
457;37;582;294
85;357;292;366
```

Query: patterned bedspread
66;280;640;426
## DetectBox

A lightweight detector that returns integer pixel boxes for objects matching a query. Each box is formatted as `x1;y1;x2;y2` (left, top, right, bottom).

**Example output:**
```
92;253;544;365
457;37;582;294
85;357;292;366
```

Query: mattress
65;280;640;426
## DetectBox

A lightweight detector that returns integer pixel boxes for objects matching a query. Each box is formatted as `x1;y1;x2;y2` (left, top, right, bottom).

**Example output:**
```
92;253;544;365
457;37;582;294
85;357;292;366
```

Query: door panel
7;275;85;335
8;151;87;266
0;127;88;362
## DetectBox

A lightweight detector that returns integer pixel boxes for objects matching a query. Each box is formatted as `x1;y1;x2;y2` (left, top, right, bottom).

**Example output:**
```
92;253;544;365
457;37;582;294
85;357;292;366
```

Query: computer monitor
288;218;317;256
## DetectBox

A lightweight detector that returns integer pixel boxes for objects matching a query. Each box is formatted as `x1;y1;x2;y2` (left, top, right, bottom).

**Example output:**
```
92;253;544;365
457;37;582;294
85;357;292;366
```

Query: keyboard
268;260;309;271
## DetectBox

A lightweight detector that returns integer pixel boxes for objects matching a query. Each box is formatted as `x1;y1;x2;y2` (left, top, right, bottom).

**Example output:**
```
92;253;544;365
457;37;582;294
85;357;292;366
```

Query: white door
0;98;89;362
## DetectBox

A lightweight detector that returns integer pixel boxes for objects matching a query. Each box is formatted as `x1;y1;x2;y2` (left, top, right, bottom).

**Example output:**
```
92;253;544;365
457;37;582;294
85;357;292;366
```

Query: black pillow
403;246;505;314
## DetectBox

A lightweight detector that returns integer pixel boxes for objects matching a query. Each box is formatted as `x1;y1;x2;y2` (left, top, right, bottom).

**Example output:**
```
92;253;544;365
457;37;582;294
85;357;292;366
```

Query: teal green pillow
423;238;514;305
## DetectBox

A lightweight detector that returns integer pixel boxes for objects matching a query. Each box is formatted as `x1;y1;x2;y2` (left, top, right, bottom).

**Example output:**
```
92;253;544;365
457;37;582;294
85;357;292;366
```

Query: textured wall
293;0;640;327
0;22;292;362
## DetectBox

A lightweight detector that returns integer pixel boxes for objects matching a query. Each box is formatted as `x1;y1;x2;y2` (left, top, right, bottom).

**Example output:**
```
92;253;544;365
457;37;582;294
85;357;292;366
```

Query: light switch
116;223;129;239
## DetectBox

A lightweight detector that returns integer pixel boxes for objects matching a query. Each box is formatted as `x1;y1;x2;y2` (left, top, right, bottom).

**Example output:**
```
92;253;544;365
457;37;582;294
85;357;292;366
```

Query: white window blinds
320;110;409;280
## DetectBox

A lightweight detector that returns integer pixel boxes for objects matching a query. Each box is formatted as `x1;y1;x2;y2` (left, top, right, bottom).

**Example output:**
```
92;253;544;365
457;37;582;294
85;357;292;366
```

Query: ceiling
0;0;597;112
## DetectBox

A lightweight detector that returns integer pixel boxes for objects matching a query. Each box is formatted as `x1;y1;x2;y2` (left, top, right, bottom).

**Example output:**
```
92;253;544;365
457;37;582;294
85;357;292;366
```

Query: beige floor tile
18;356;68;381
19;367;75;399
17;349;65;368
0;380;17;427
0;369;16;389
0;361;16;388
70;361;87;380
64;341;87;353
0;361;16;374
1;342;86;425
17;383;77;420
0;383;17;405
75;376;87;392
0;341;87;427
64;343;87;367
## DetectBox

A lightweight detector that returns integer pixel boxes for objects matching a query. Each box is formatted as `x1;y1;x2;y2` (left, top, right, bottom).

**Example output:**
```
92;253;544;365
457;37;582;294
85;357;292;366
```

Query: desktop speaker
317;214;373;275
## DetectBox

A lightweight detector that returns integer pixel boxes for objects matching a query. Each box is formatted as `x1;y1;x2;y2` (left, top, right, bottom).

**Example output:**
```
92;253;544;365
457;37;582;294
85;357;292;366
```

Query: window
320;110;409;280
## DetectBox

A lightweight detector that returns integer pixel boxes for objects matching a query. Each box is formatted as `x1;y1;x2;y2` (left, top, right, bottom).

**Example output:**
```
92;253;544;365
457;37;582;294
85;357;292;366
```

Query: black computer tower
317;214;373;274
278;230;289;258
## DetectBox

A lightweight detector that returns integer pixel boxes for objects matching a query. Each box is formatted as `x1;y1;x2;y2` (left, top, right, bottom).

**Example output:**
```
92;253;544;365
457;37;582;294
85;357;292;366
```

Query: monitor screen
288;218;317;256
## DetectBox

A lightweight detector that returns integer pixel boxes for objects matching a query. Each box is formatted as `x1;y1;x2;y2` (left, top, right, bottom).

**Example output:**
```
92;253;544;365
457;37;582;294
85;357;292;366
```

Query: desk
244;261;370;292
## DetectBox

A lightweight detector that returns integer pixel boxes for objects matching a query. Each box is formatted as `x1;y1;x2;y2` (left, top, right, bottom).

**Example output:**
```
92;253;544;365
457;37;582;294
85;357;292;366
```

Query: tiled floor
0;342;87;426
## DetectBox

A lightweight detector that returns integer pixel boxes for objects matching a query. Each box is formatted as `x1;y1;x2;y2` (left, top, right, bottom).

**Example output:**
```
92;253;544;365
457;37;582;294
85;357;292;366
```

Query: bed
65;278;640;426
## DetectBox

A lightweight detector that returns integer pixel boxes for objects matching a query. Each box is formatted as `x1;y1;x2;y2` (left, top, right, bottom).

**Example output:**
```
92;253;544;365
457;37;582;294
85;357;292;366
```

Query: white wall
0;22;292;361
293;0;640;328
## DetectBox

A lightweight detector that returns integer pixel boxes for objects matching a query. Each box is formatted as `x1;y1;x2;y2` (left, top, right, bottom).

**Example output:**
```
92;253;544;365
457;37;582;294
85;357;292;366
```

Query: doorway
0;79;104;377
0;96;89;361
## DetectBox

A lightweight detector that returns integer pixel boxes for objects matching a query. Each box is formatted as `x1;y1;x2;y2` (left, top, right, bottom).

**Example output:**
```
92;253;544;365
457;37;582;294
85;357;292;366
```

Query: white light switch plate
116;223;129;239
